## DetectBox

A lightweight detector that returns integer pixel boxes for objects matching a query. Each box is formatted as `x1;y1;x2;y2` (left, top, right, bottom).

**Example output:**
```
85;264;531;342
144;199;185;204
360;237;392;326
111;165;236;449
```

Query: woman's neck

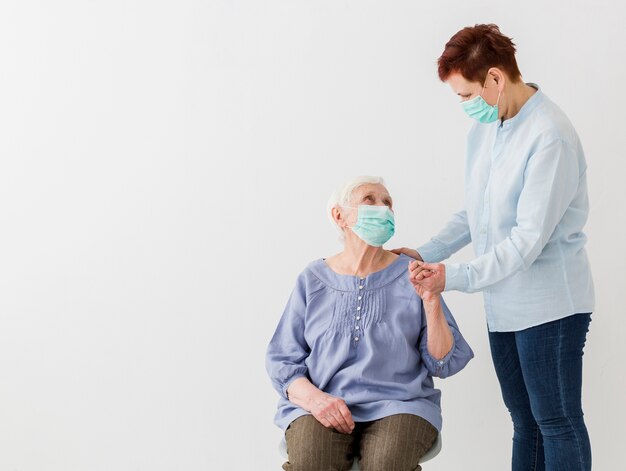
502;82;537;121
327;237;398;277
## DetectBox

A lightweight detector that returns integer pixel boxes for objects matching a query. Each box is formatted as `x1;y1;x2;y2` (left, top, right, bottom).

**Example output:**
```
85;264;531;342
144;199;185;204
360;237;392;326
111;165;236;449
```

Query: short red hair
437;24;522;83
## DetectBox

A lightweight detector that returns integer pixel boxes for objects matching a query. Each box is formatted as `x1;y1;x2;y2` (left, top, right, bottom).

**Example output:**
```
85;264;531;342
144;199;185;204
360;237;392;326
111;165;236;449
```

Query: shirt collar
307;253;411;291
499;83;543;129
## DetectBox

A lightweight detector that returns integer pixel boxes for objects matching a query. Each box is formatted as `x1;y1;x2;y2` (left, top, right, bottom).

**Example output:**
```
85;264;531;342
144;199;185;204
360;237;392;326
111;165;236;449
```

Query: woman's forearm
286;377;323;411
424;298;454;360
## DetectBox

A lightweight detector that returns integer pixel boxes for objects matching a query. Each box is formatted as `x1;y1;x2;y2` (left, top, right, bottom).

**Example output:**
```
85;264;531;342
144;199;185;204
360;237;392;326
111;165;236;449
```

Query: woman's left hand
409;260;446;295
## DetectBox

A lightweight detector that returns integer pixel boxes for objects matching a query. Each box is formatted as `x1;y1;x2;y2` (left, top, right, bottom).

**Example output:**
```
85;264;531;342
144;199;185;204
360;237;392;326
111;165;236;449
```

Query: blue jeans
488;313;592;471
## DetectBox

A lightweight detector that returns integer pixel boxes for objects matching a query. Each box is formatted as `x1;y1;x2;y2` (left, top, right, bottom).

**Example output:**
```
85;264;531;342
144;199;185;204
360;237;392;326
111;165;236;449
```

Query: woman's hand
409;260;446;295
411;278;440;307
409;267;454;360
286;377;354;434
390;247;424;261
409;264;441;312
308;391;355;434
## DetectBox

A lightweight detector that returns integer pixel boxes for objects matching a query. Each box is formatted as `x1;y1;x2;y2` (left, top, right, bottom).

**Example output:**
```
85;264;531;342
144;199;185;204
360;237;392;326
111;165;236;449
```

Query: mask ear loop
480;73;501;109
494;90;502;126
340;205;359;232
479;81;488;99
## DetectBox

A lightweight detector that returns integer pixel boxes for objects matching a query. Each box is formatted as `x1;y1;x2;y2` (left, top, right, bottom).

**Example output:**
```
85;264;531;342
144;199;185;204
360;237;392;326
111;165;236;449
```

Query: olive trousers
283;413;438;471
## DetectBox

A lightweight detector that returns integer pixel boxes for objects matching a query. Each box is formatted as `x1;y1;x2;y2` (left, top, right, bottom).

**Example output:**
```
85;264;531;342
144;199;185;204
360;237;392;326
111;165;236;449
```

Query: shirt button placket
355;277;365;343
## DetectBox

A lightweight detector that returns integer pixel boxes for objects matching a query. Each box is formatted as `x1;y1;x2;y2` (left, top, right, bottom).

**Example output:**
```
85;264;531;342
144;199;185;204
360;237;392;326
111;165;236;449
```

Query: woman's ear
331;206;344;229
488;67;506;91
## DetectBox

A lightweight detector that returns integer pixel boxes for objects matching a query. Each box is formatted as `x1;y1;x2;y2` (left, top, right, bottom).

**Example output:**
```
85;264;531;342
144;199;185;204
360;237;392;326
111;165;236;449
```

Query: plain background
1;1;625;470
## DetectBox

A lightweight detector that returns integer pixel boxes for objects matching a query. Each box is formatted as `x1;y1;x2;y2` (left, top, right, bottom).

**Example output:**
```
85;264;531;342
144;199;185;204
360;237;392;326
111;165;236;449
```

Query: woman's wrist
422;294;442;315
287;377;323;411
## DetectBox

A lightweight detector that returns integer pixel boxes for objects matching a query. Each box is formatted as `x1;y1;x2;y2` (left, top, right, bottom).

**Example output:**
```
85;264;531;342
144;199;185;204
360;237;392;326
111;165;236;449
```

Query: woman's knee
510;409;539;433
359;414;437;470
536;414;586;438
283;415;354;471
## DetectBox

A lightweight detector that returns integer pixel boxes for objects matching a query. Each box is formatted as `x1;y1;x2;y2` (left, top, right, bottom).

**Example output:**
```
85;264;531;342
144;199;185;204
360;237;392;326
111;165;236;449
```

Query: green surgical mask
461;76;501;123
344;205;395;247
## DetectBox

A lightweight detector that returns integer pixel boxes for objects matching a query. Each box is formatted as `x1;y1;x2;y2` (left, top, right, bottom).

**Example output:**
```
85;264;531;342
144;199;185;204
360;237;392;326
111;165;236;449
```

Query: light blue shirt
417;85;595;332
266;254;474;432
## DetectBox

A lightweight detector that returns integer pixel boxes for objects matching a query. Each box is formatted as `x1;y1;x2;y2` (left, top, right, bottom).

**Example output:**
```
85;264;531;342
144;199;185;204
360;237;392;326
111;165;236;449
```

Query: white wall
1;1;624;470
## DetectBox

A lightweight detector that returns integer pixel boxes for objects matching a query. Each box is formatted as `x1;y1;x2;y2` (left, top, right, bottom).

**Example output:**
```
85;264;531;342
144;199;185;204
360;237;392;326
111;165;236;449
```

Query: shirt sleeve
418;296;474;378
445;138;581;293
417;209;472;263
265;273;311;399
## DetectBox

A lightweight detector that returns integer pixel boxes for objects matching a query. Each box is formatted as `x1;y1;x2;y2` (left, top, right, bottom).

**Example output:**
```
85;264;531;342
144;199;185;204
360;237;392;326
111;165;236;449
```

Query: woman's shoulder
530;94;581;145
374;253;419;292
291;258;329;292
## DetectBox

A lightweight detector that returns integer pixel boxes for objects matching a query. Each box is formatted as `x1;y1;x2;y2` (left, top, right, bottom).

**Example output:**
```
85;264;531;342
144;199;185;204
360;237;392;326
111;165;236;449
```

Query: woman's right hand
287;377;355;434
308;392;355;434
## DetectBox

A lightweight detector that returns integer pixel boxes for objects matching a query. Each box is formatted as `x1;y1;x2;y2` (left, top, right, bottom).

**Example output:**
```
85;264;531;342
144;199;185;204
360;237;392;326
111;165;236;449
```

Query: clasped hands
390;248;446;298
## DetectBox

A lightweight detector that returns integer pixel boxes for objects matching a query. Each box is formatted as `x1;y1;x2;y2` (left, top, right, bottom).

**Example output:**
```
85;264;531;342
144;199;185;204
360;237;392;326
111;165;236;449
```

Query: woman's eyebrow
360;193;392;202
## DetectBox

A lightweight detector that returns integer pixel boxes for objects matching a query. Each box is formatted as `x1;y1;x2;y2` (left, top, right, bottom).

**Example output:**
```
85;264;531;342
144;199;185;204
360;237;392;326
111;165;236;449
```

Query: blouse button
355;326;360;330
359;285;364;290
358;296;362;300
356;316;360;320
354;337;359;341
357;306;361;311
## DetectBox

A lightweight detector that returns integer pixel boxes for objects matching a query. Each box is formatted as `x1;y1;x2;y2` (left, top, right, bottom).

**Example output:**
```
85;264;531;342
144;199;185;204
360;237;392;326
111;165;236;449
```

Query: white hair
327;175;386;236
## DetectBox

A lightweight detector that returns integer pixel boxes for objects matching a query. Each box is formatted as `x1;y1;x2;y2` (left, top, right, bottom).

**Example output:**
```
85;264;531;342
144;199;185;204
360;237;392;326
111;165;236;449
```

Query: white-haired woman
266;176;474;471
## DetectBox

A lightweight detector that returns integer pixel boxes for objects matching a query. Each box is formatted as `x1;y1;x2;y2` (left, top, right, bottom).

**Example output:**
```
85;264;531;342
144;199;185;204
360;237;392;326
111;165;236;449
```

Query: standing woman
393;24;594;471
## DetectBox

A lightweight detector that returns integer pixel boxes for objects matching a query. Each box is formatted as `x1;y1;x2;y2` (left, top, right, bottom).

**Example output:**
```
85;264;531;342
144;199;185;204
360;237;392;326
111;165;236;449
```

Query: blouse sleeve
418;296;474;378
265;272;311;399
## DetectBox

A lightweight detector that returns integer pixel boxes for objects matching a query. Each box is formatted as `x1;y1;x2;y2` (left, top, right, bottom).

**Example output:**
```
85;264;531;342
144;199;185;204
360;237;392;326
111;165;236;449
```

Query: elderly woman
266;176;474;471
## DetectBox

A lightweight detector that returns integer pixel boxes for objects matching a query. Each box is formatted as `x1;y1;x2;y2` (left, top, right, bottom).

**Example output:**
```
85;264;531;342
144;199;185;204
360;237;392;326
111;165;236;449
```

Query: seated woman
266;176;474;471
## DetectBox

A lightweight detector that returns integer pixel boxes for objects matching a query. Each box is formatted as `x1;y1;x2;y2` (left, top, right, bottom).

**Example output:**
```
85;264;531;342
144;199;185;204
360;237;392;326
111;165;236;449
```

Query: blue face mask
461;77;501;123
345;205;395;247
